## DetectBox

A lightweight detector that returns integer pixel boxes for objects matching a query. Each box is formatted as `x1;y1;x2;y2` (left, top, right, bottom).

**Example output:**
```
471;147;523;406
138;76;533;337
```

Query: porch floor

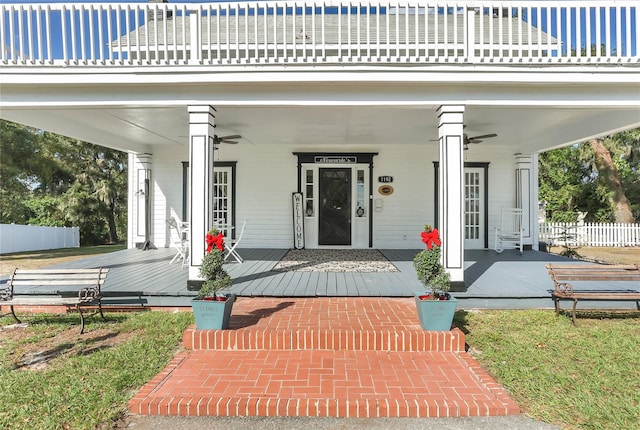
8;248;634;309
12;247;634;310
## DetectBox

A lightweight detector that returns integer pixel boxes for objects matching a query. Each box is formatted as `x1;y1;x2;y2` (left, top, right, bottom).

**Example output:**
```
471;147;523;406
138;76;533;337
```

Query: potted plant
191;227;235;329
413;225;457;331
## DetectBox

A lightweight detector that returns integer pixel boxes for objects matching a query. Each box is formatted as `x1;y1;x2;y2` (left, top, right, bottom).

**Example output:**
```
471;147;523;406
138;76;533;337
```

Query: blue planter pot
191;293;236;330
414;292;457;331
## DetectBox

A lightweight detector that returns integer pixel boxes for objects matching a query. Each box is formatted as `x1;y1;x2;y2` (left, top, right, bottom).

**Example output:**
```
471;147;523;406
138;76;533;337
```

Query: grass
547;246;640;265
456;310;640;430
0;311;193;430
0;245;126;276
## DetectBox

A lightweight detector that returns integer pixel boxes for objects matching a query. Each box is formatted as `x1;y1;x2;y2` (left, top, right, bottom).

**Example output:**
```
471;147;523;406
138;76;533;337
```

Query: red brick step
128;298;521;418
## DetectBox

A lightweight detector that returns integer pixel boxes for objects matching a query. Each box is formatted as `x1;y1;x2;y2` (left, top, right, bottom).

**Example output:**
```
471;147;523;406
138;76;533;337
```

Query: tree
539;128;640;223
0;121;40;223
52;137;128;244
589;138;634;223
604;129;640;221
0;119;128;245
538;145;587;222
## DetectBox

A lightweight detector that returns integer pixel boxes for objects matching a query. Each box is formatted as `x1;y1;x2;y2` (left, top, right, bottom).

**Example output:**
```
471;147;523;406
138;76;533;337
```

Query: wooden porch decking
4;246;613;309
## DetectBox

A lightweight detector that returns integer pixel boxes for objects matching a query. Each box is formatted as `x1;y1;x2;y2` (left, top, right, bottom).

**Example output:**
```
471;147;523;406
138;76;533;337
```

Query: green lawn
0;312;193;430
0;245;126;276
1;309;638;429
456;310;640;430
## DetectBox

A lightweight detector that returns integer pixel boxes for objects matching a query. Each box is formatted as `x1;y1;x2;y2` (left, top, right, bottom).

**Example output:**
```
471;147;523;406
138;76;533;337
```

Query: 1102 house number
378;176;393;183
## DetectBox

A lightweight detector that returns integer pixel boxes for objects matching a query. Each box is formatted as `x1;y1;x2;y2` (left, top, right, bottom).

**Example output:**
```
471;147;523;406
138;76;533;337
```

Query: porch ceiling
2;103;639;156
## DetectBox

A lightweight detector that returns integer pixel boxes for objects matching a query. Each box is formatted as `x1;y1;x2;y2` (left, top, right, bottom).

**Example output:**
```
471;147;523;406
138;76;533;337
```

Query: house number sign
378;176;393;183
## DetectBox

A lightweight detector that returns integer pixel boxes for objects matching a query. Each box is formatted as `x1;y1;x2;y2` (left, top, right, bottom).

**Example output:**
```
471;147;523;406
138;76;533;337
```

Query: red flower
205;232;225;252
420;228;441;250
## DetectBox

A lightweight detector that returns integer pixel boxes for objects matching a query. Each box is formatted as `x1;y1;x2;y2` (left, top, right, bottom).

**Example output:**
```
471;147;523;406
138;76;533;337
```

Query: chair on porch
494;207;524;255
167;217;189;267
224;220;246;263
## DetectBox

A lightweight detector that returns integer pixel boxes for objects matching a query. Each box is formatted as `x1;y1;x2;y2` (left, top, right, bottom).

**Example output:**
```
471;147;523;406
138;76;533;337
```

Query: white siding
233;145;298;248
144;141;521;251
153;146;187;248
371;144;435;249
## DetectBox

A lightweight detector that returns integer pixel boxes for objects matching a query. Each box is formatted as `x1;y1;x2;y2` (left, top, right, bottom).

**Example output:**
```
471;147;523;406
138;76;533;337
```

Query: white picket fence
0;224;80;254
539;222;640;247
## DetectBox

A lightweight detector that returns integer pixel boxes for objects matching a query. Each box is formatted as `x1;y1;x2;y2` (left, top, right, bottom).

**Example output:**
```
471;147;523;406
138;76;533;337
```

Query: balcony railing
1;1;637;67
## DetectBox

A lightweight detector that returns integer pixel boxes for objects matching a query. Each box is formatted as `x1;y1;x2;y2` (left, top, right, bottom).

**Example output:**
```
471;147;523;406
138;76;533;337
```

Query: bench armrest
78;286;100;302
554;282;574;295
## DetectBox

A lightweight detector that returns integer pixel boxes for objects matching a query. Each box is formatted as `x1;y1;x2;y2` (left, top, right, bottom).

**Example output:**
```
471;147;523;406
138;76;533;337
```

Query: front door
319;168;351;245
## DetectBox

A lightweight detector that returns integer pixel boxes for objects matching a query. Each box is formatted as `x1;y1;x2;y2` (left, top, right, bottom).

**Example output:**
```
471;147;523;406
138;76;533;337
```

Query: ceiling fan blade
469;133;497;140
213;134;242;145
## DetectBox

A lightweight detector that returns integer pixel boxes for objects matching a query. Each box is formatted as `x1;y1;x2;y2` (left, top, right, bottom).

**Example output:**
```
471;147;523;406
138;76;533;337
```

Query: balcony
1;1;638;68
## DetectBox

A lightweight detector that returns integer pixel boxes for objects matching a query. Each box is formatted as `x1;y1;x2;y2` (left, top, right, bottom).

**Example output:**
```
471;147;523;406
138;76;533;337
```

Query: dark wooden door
319;168;351;245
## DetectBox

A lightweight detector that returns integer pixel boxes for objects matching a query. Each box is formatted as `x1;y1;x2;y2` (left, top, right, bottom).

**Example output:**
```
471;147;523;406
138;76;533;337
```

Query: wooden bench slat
5;297;99;306
12;273;108;279
551;270;639;275
14;269;108;274
11;280;106;286
545;264;637;269
556;293;640;299
553;275;640;281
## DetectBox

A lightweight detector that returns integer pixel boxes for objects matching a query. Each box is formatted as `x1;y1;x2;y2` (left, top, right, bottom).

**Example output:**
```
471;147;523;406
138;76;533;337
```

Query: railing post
466;7;476;62
189;7;202;65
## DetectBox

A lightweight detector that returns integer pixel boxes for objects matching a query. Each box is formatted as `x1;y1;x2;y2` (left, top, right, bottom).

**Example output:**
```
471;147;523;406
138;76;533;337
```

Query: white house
1;1;638;291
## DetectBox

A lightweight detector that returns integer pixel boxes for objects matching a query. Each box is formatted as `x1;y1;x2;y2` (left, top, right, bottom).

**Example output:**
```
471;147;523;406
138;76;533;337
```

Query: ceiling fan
212;134;241;145
430;131;498;149
464;133;497;150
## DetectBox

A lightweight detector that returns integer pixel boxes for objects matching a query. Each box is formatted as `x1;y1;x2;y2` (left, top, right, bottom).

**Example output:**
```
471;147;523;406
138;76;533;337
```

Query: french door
464;168;485;249
211;166;234;238
182;162;235;239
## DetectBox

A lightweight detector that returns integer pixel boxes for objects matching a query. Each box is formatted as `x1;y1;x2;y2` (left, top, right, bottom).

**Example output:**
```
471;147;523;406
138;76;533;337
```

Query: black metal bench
0;268;109;333
545;263;640;325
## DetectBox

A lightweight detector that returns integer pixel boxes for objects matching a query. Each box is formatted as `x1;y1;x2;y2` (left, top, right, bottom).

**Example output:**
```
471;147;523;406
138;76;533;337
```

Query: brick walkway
128;297;520;418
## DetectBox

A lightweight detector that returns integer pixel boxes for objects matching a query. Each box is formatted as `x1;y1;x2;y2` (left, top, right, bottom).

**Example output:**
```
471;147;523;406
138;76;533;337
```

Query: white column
188;106;216;285
437;105;465;288
129;153;153;249
515;154;538;249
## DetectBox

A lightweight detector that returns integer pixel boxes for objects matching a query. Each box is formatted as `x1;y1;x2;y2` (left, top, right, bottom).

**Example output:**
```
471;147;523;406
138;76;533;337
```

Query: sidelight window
304;169;314;217
356;169;366;217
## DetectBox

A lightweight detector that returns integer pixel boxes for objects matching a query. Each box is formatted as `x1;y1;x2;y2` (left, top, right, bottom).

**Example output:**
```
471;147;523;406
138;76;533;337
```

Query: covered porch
38;247;576;309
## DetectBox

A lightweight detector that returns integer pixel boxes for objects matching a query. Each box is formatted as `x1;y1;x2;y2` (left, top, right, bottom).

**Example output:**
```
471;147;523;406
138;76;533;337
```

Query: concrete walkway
124;415;561;429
